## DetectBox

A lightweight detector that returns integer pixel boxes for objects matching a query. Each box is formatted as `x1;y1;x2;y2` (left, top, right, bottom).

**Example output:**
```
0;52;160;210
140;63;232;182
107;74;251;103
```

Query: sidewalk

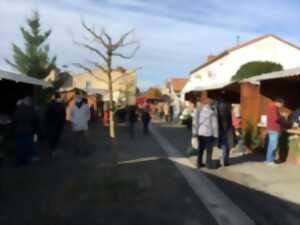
154;122;300;225
155;122;300;204
0;123;217;225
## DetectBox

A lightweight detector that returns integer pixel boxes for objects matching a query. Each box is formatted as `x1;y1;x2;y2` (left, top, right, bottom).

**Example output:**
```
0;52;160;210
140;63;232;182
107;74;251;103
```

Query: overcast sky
1;0;300;89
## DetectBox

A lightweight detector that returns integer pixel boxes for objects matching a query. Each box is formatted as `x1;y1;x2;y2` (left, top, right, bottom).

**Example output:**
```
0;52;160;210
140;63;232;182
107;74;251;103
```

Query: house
182;34;300;99
167;78;188;117
71;66;137;105
57;66;137;120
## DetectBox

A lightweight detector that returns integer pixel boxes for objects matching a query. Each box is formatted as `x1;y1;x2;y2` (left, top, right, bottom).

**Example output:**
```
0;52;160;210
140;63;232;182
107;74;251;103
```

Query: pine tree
6;11;56;79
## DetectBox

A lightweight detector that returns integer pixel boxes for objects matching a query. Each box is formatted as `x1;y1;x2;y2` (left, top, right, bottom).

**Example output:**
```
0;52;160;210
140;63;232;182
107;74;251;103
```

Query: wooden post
240;82;261;130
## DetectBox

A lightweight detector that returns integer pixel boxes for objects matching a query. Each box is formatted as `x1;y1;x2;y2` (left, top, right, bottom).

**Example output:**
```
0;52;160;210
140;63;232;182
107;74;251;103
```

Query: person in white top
70;93;90;156
192;98;218;169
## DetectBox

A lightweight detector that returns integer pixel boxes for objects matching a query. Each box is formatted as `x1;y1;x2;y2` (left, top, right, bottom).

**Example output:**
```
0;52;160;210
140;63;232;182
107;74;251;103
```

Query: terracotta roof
170;78;188;92
190;34;300;74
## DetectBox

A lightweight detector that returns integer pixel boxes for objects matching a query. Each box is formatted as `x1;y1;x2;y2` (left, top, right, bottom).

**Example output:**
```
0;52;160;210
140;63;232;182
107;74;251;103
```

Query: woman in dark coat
14;97;38;166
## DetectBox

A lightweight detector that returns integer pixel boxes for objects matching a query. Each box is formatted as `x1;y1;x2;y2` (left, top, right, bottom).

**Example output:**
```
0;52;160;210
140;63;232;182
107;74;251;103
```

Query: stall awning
245;66;300;84
0;69;50;87
192;81;236;92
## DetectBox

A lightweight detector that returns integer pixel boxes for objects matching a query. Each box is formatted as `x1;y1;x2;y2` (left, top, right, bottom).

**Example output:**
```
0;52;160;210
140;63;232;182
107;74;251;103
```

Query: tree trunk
107;52;118;166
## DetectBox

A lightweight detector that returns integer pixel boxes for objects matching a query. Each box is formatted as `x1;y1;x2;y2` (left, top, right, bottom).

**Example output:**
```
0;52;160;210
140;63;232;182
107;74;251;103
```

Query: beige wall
72;68;136;105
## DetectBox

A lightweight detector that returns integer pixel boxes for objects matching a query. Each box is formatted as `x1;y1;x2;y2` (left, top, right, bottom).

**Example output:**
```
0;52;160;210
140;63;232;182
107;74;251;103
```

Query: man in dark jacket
14;97;38;166
217;101;235;166
46;93;66;156
127;105;138;138
141;106;151;135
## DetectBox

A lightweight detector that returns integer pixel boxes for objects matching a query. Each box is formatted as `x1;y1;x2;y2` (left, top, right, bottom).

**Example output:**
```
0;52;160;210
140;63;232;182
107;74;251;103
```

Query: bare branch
87;60;108;74
73;63;108;84
118;40;139;48
102;28;112;45
74;40;108;63
113;29;135;49
112;44;140;59
81;20;109;48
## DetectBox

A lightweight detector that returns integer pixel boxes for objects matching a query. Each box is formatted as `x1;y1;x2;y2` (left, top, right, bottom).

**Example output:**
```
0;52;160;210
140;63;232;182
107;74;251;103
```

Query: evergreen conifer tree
6;11;56;79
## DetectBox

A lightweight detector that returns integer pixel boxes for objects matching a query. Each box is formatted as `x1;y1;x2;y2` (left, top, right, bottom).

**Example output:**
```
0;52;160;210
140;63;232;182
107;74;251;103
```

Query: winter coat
267;103;283;132
216;101;235;149
70;102;90;131
192;105;218;138
14;104;38;136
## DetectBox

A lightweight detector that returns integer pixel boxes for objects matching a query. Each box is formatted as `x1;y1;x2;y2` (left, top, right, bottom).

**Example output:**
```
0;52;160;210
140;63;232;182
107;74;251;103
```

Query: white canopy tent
0;69;50;87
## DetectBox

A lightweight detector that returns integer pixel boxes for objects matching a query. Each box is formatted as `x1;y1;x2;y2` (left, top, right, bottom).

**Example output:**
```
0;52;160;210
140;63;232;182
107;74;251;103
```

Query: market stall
0;69;49;146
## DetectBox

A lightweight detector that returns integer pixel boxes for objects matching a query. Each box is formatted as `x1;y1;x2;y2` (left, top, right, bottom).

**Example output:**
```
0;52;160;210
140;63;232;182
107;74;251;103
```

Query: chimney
207;54;215;62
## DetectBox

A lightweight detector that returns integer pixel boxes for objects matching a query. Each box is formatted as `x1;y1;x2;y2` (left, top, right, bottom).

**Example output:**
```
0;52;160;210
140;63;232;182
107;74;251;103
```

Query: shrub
232;61;283;81
243;120;262;151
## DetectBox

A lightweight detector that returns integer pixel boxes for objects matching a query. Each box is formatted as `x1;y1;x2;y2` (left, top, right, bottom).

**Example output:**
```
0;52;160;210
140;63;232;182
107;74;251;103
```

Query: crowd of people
191;96;300;169
13;91;93;166
12;90;153;166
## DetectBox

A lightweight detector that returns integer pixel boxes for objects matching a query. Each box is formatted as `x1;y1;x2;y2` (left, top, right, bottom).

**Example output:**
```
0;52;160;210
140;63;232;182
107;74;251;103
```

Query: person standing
141;106;151;135
70;94;90;156
13;97;39;166
192;98;218;169
266;98;284;165
216;101;235;166
46;93;66;157
163;103;170;122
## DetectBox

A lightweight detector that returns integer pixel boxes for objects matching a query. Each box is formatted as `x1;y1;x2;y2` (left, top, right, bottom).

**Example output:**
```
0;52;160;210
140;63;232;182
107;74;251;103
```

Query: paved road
0;123;218;225
154;122;300;225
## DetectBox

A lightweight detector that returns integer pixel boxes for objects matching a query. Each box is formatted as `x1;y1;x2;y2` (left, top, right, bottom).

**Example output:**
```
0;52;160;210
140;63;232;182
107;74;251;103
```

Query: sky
1;0;300;89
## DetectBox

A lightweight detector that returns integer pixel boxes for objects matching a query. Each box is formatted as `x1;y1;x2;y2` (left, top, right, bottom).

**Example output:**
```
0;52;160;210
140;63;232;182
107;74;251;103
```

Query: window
86;80;92;89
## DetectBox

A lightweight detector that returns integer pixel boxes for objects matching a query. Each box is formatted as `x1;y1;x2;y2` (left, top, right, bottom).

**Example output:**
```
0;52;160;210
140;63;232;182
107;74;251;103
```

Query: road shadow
201;170;300;225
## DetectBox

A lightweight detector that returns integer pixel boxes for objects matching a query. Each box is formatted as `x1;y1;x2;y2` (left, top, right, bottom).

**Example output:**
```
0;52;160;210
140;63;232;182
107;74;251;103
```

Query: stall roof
0;69;50;87
192;81;236;92
245;67;300;83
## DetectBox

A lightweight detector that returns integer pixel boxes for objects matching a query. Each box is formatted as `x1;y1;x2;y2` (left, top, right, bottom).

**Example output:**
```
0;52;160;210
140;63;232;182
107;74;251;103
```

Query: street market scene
1;1;300;225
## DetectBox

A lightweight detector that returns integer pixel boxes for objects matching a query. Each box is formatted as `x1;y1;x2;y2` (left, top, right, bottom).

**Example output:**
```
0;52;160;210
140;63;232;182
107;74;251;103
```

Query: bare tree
74;21;139;165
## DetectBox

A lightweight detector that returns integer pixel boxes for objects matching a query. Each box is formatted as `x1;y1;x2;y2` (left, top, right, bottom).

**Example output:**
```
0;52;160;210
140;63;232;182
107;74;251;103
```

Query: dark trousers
143;121;150;135
197;136;214;169
16;134;34;165
128;122;135;138
48;124;63;151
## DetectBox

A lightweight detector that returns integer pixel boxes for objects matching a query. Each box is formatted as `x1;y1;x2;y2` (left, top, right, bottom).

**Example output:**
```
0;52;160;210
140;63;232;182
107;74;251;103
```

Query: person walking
46;93;66;157
266;98;284;165
13;97;39;166
216;101;235;166
141;106;151;135
70;94;90;156
127;105;138;138
192;98;218;169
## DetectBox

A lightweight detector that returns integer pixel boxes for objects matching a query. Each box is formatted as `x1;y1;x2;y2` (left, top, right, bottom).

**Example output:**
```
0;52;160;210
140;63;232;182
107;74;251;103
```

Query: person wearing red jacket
266;98;284;164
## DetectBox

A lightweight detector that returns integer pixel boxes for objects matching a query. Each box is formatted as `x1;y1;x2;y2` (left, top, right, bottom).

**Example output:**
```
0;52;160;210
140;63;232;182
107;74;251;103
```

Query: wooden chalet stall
184;81;241;105
0;70;49;144
241;67;300;164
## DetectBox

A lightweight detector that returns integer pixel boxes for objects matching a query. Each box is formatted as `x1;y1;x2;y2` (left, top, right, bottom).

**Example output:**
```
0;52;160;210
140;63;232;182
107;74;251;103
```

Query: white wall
190;36;300;86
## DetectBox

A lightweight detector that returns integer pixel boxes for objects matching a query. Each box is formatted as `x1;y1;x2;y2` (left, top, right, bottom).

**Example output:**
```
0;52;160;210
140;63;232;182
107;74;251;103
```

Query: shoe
197;163;206;168
265;161;278;167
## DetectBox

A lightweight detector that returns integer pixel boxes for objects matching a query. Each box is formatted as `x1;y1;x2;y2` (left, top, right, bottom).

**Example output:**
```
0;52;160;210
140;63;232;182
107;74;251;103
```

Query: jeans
266;131;279;162
197;136;214;168
219;133;230;165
